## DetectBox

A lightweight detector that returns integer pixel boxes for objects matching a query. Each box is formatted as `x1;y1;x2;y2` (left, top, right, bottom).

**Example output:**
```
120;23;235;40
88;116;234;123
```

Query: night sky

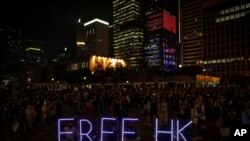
0;0;113;60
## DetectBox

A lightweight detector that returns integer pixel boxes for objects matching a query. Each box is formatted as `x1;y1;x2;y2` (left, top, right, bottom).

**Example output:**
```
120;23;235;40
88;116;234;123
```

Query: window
230;8;234;12
216;18;220;23
241;12;246;17
241;4;246;10
225;16;229;21
235;6;240;11
220;17;225;22
230;15;235;19
220;10;225;15
246;3;250;8
235;13;240;18
225;9;229;14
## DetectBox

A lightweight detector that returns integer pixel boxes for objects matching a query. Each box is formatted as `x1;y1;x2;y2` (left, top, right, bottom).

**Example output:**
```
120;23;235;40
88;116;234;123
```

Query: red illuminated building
144;0;178;71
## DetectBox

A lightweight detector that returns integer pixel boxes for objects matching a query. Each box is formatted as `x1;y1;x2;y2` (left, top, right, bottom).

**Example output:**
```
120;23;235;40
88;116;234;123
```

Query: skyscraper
144;0;178;71
182;0;203;65
84;18;109;57
113;0;143;67
203;0;250;77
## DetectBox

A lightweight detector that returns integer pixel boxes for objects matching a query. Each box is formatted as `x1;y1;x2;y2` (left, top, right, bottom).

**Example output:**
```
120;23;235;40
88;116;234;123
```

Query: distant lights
77;42;85;45
84;18;109;26
25;47;41;52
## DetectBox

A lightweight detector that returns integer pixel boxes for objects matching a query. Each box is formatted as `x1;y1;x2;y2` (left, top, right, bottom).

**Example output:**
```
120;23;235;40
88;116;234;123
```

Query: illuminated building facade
203;0;250;77
84;18;109;57
182;0;203;65
113;0;143;67
89;55;126;72
0;26;21;81
144;0;178;71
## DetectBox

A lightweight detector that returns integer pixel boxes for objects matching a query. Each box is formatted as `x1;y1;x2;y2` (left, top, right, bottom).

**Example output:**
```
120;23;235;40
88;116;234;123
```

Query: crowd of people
0;84;250;141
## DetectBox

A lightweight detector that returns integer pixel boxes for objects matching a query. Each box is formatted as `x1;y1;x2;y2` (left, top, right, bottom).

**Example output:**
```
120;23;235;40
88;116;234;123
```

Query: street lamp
51;78;54;82
203;69;206;87
179;64;182;68
83;77;87;80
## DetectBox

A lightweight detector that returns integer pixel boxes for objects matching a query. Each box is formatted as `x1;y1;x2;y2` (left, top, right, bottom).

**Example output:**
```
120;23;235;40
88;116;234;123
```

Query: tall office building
144;0;178;71
0;26;21;81
182;0;203;65
203;0;250;77
84;18;109;57
113;0;143;67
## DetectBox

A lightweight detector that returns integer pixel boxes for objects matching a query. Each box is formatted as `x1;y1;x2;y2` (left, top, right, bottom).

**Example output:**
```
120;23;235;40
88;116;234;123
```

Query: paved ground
0;103;221;141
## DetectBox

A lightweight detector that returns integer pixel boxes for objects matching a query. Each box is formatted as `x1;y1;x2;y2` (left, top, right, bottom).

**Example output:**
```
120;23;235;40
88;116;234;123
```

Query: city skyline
0;0;113;60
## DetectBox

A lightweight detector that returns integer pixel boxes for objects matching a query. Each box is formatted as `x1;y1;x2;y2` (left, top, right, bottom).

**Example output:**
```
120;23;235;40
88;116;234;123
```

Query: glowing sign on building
84;18;109;26
163;11;176;34
89;55;126;71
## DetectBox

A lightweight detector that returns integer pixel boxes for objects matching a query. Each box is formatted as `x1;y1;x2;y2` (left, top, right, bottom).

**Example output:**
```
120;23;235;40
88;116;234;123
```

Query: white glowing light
58;118;74;141
155;119;174;141
79;119;93;141
177;120;192;141
155;119;192;141
121;118;139;141
100;117;116;141
84;18;109;26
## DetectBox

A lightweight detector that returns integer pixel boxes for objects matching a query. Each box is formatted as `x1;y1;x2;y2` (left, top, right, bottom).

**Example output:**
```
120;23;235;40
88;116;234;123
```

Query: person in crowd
158;98;168;126
1;83;249;141
25;104;37;135
143;99;152;126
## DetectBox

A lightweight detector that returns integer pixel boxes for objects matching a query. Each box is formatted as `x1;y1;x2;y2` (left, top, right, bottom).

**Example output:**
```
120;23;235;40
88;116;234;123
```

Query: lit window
230;15;235;19
220;10;225;15
246;3;250;8
235;6;240;11
225;16;229;21
230;8;234;12
235;13;240;18
220;17;225;22
225;9;229;14
241;12;246;17
216;18;220;23
241;4;246;9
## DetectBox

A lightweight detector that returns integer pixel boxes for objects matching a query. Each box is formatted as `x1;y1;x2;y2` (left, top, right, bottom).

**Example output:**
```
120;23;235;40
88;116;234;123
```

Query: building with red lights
144;0;178;71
